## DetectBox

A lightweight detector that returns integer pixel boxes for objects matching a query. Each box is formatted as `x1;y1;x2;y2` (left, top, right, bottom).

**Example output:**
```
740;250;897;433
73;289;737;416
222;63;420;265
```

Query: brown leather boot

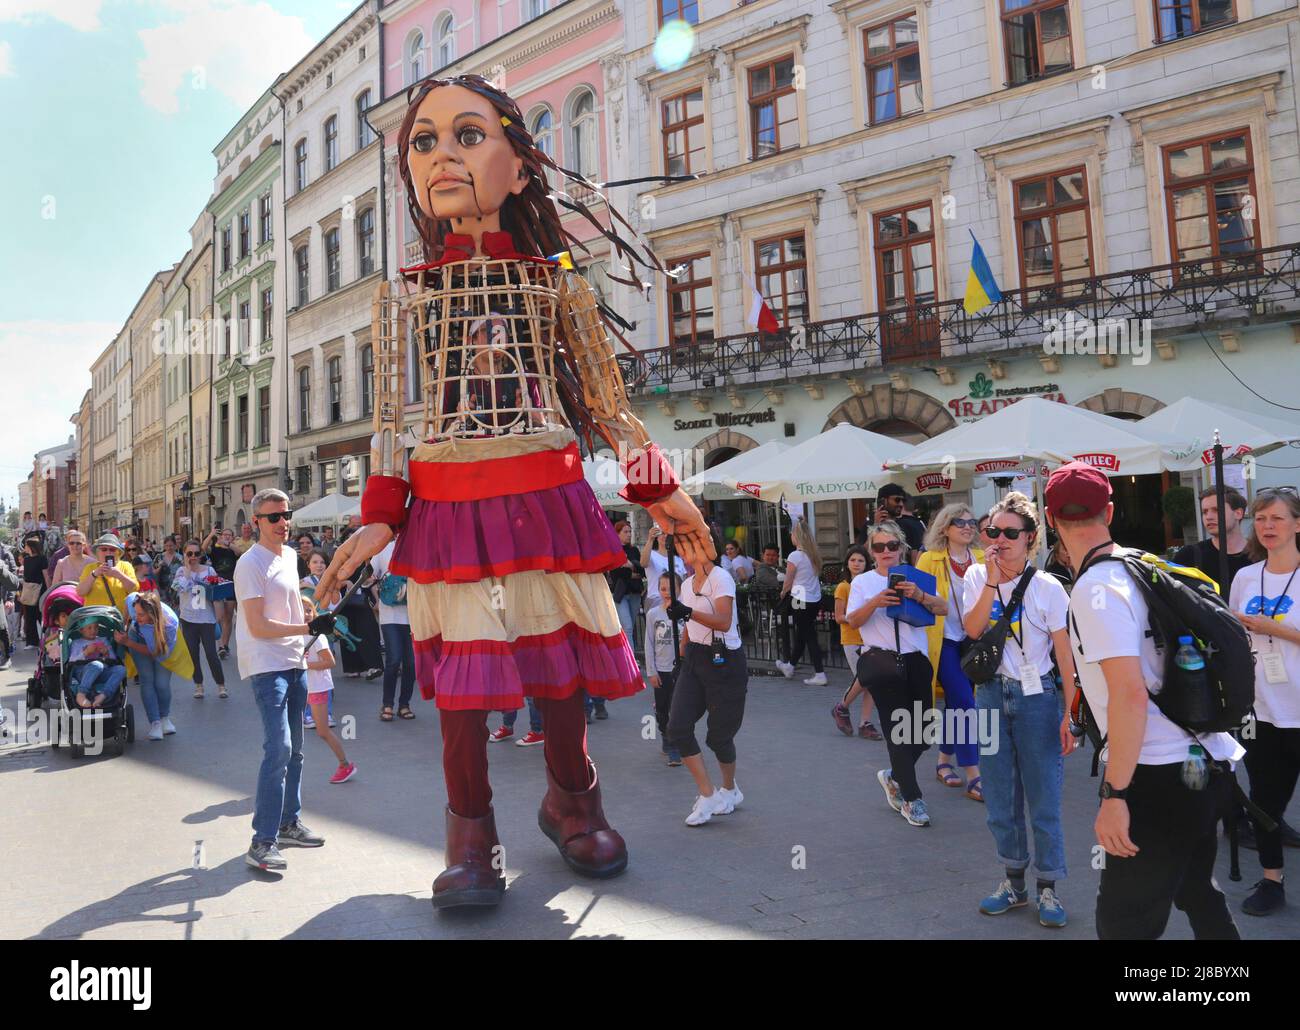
432;806;506;909
538;759;628;878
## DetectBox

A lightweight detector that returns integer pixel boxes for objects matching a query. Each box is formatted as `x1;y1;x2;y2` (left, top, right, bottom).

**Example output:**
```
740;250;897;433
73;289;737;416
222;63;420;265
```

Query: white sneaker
684;791;730;826
716;783;744;812
803;672;828;685
148;720;164;741
162;717;176;736
775;661;795;679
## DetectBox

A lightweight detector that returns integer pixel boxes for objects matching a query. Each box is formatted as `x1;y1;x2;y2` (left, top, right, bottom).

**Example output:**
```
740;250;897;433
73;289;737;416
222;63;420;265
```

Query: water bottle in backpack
1169;634;1215;727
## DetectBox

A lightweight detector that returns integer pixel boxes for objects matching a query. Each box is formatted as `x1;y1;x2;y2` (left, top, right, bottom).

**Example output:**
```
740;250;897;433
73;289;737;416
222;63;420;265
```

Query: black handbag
959;566;1036;685
856;618;906;690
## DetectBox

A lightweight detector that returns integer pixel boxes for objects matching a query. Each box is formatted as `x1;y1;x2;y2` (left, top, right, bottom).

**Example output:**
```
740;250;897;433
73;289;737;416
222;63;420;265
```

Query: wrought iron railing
618;244;1300;394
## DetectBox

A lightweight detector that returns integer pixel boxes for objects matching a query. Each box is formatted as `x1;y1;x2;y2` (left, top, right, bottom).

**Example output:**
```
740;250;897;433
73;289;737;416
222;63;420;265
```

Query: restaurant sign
674;408;778;432
948;375;1067;422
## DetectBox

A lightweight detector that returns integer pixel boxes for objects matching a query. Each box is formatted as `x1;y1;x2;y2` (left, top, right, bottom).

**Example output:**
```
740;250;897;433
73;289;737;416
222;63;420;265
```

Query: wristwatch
1098;781;1129;801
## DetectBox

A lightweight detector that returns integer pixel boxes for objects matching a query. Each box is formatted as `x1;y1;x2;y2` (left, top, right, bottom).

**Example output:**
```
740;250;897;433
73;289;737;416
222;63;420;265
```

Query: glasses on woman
185;551;200;558
871;540;902;553
985;526;1028;540
1256;486;1299;499
950;518;978;528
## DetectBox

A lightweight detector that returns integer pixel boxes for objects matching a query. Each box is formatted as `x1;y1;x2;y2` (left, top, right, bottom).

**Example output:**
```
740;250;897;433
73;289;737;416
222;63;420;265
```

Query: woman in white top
961;492;1076;928
775;518;828;685
1229;487;1300;917
846;520;947;828
50;531;95;589
663;527;749;827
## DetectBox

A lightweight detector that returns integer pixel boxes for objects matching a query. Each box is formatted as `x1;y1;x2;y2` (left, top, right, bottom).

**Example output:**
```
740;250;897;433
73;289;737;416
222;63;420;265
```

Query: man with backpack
1045;461;1245;940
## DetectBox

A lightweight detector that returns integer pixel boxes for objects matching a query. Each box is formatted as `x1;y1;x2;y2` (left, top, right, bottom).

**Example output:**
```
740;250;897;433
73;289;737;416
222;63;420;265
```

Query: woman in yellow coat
914;504;984;802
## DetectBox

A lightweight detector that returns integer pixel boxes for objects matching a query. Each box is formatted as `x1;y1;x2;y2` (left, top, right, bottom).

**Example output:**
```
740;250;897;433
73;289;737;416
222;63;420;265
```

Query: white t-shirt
942;559;970;643
305;636;333;694
647;548;687;583
846;570;927;654
370;541;410;627
1230;561;1300;728
963;564;1068;679
234;543;306;679
785;549;822;604
723;554;755;582
173;564;218;624
680;566;742;649
1070;560;1243;765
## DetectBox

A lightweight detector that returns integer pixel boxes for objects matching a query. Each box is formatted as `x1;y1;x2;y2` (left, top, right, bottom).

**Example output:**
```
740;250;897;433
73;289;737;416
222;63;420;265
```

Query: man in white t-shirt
371;539;416;719
236;488;335;873
1047;462;1242;940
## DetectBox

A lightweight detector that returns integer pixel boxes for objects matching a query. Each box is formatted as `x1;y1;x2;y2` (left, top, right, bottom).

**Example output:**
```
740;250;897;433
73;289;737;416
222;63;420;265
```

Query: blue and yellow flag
547;250;575;270
963;231;1003;314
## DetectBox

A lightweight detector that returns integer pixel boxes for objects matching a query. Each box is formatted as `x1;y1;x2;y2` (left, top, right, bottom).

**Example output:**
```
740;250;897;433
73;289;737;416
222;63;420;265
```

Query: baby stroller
26;584;84;712
52;605;135;759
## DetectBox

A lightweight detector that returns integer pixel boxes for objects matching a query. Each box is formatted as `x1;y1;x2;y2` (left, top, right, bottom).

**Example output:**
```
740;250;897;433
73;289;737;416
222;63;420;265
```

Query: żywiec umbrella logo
1074;453;1120;471
914;473;953;492
736;482;762;497
974;459;1020;473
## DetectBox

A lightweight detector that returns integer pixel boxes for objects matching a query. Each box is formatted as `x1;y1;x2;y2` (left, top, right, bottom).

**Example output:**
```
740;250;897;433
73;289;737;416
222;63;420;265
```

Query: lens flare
653;19;695;73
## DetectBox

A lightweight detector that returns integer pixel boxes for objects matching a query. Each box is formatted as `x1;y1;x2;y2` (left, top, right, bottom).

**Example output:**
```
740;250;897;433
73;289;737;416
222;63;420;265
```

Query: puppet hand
316;525;393;608
647;488;716;568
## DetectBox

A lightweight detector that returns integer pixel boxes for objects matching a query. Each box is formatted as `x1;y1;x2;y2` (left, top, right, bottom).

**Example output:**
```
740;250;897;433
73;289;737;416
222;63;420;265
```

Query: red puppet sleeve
361;475;411;531
619;443;679;507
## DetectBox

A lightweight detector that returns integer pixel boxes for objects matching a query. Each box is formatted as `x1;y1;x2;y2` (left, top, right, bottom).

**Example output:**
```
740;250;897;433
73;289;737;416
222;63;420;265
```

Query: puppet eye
411;132;436;153
458;125;486;146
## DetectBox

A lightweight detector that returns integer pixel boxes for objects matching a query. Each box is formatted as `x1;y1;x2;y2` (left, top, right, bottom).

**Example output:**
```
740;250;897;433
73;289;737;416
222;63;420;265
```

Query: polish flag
747;278;781;333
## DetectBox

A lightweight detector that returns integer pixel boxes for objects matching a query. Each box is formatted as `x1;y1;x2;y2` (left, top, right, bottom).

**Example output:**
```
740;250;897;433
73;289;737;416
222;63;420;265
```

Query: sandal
218;687;229;699
398;707;415;720
193;687;204;700
380;707;394;722
936;762;963;788
964;777;984;803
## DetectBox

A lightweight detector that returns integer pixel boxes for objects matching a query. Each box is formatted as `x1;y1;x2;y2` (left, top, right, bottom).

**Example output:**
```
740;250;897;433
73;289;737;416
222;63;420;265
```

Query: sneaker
277;820;325;848
1037;887;1068;928
246;840;287;871
979;880;1029;915
876;768;903;813
831;702;854;736
684;791;730;827
327;716;336;728
148;720;164;741
594;702;609;720
803;672;828;686
516;730;545;747
329;762;357;785
488;725;513;743
859;722;883;741
717;783;744;812
218;646;229;660
303;714;315;729
1242;878;1285;916
666;748;683;767
162;717;177;735
774;660;795;679
900;799;931;827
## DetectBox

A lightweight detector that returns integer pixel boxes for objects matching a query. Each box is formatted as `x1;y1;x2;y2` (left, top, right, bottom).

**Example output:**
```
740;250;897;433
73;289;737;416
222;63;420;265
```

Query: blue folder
885;564;937;627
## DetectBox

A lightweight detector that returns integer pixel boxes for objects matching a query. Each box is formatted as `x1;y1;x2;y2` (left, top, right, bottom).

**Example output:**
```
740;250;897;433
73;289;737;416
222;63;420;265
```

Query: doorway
1108;473;1167;554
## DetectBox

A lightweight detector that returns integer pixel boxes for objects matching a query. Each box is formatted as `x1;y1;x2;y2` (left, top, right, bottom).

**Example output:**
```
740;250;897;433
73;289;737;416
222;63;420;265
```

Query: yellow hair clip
501;116;512;127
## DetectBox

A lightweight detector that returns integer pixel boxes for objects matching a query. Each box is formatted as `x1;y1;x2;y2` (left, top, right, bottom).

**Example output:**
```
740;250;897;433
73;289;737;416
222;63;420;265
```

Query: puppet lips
431;176;468;189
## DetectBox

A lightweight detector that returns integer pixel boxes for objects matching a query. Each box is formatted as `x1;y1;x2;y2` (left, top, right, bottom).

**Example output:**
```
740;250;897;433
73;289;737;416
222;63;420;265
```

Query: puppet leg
432;708;505;909
535;692;628;878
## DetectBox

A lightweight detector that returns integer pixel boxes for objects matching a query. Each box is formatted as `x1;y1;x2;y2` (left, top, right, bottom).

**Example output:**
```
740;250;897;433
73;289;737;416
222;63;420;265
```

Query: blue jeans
380;622;415;708
976;672;1067;881
74;661;126;702
250;668;308;844
135;653;173;723
614;594;639;635
502;697;542;733
937;638;980;768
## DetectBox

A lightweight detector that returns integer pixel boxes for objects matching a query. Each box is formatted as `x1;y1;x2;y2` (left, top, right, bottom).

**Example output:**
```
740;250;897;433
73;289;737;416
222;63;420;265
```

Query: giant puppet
315;75;713;909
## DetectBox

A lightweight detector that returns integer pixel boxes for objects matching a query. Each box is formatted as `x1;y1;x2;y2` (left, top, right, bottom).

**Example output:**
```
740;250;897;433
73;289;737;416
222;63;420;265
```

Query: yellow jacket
914;546;984;700
77;560;139;617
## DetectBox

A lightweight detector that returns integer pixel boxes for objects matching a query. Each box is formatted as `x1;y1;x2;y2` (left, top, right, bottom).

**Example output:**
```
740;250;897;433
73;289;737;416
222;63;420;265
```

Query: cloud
0;320;117;504
0;41;12;76
0;0;103;32
136;0;315;115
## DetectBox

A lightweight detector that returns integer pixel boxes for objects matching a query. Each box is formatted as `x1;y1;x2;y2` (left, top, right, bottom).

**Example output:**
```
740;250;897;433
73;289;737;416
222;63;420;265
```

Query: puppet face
405;85;526;226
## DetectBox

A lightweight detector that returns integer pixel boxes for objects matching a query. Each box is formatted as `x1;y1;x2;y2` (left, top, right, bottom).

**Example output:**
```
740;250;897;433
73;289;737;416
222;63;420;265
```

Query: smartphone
888;572;906;597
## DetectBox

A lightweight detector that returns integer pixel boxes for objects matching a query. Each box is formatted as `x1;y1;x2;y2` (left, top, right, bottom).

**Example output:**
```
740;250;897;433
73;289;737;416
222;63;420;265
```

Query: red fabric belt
409;442;583;502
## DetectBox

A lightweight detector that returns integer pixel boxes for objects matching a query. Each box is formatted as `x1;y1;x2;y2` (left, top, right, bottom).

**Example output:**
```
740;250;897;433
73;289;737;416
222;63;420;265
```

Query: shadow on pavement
183;797;254;824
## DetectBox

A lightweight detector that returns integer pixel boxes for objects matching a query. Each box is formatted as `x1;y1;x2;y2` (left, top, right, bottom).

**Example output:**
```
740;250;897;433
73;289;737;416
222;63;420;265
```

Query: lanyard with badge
1259;564;1298;685
996;569;1042;695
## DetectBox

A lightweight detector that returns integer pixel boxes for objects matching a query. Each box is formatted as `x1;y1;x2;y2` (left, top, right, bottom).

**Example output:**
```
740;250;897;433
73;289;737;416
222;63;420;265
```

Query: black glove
666;600;693;623
306;613;336;637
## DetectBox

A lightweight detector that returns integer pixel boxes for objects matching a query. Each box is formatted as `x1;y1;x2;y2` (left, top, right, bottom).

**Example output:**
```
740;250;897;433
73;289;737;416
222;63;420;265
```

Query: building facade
73;389;92;532
185;211;215;540
162;255;193;538
31;437;76;529
89;340;117;537
130;271;170;543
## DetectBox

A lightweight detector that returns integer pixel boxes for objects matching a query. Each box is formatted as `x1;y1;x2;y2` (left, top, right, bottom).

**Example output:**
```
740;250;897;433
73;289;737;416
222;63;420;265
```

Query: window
257;386;270;447
667;253;714;349
525;0;547;18
221;226;231;271
238;210;250;258
748;56;798;159
325;228;341;292
218;402;229;455
361;344;374;417
659;0;699;25
323;116;338;173
258;193;272;244
1014;167;1094;295
237;394;249;451
864;16;921;125
569;89;598;180
328;356;343;423
754;232;807;328
1154;0;1234;42
296;464;312;495
1001;0;1072;86
294;139;308;193
238;299;251;352
223;310;232;358
874;202;938;359
326;71;334;89
408;31;425;84
437;13;455;67
356;89;374;149
260;286;273;341
298;366;311;430
1163;128;1257;270
661;88;705;177
295;245;310;306
322;460;337;495
358;208;375;276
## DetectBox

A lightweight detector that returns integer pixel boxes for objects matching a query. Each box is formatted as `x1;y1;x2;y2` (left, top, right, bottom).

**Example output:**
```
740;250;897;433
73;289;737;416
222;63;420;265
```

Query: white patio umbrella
683;439;790;499
293;492;361;526
583;454;636;511
1138;397;1300;471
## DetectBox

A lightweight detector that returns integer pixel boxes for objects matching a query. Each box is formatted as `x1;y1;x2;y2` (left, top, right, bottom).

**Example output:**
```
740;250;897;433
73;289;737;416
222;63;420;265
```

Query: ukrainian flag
547;250;575;270
963;231;1003;314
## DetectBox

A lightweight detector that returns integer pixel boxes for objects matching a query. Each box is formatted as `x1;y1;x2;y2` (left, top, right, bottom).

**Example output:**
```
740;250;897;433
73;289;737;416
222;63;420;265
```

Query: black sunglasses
871;540;902;553
985;526;1030;540
257;511;294;524
185;551;200;557
951;518;978;528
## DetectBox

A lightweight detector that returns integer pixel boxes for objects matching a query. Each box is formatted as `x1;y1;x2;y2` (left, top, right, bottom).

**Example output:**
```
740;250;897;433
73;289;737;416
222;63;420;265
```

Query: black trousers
652;666;677;747
788;605;824;672
864;650;934;802
23;602;40;646
1095;762;1239;940
1244;719;1300;871
181;620;225;686
667;643;747;764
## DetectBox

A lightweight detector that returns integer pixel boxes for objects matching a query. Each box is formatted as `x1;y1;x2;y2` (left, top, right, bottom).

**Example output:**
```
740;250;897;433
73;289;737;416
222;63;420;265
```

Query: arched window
360;344;374;418
356;89;373;149
328;356;343;423
297;366;311;431
323;115;338;172
528;106;554;188
437;13;455;68
568;88;598;180
357;208;375;277
407;31;425;85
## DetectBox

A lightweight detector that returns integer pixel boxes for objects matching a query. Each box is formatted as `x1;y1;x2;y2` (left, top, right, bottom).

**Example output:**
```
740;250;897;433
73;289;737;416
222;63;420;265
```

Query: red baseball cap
1045;461;1113;521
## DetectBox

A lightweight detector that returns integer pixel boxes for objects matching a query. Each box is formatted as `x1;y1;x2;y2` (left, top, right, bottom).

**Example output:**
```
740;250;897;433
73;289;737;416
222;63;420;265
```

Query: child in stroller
27;583;83;710
69;620;126;708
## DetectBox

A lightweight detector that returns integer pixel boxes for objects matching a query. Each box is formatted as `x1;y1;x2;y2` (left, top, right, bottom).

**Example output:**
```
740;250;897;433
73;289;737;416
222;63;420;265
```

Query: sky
0;0;354;512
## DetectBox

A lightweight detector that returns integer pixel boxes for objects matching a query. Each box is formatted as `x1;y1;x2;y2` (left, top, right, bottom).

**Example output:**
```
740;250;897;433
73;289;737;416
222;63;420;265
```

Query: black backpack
1074;547;1255;734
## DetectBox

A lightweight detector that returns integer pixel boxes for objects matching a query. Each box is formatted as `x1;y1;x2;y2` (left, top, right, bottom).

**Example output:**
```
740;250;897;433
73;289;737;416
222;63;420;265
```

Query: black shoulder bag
960;566;1037;685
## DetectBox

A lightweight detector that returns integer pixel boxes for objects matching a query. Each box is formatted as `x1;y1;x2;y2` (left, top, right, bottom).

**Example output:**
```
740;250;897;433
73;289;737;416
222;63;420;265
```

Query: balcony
618;245;1300;395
